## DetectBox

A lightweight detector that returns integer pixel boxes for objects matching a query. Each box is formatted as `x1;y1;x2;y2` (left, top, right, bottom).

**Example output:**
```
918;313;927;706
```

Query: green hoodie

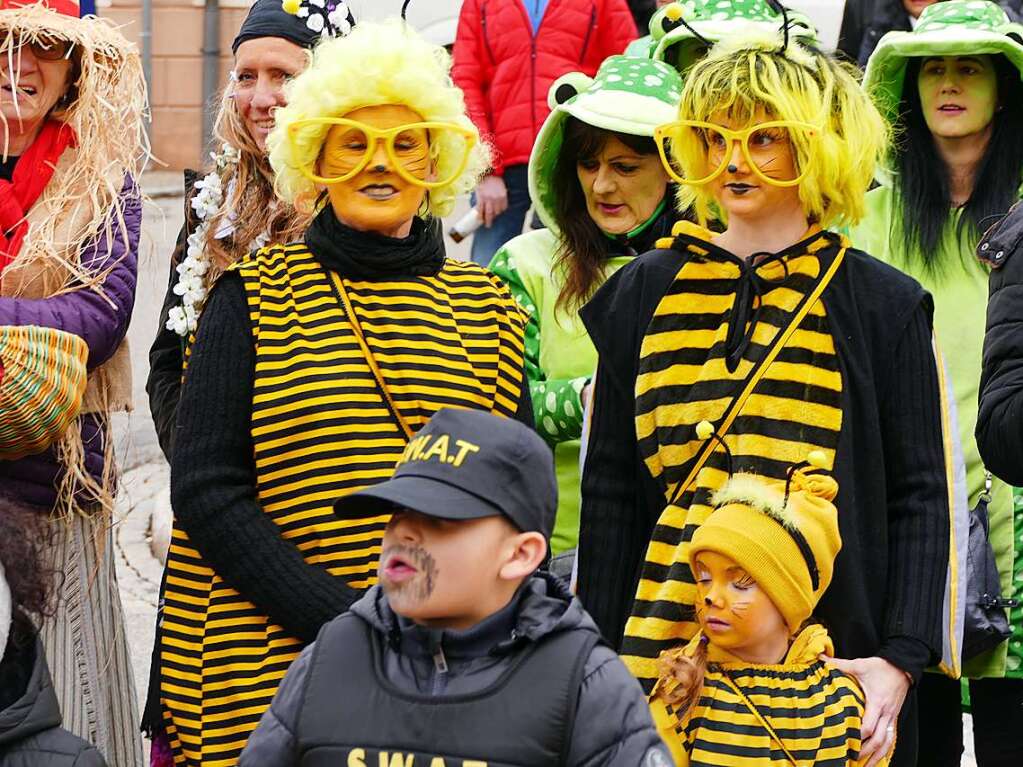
852;0;1023;679
489;56;682;555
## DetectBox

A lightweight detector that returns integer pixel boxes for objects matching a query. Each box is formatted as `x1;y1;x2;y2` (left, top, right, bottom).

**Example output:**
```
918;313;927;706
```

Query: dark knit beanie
232;0;318;54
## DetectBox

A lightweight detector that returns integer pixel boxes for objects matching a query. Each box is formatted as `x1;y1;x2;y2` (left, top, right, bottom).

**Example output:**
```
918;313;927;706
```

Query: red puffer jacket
453;0;637;177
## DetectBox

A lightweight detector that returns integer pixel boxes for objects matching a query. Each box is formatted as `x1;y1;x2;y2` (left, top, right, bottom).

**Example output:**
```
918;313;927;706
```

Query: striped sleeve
170;273;359;643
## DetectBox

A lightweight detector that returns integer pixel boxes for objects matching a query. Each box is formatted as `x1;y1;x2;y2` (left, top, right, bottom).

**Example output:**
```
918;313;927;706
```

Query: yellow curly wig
268;19;489;218
672;30;888;229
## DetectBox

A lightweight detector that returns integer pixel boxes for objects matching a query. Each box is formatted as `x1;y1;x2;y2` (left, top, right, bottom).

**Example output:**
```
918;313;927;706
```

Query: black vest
296;614;600;767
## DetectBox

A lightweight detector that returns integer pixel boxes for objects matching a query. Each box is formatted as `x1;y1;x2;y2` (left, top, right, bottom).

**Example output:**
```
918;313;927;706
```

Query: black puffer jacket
240;573;669;766
838;0;1023;67
977;201;1023;485
0;622;108;767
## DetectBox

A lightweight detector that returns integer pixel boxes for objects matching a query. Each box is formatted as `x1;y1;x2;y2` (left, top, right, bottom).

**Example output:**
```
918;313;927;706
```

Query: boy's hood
864;0;1023;124
528;55;682;232
350;571;600;660
0;627;62;746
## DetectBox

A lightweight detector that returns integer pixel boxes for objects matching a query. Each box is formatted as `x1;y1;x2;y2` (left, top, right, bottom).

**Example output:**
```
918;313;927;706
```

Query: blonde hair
201;81;310;276
672;31;888;229
268;19;490;218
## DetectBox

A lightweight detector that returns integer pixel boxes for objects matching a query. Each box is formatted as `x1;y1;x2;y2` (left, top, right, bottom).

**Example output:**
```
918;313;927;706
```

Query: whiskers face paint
692;551;789;662
320;104;429;237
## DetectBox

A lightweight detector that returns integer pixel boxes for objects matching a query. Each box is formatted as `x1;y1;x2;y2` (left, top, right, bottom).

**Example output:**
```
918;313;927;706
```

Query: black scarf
304;206;445;280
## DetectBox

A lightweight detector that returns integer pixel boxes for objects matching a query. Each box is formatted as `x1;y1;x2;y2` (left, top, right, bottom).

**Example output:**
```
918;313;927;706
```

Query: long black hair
0;495;57;652
550;117;664;313
892;55;1023;274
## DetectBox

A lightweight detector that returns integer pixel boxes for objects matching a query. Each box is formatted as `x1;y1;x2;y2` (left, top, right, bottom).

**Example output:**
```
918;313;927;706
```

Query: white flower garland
166;143;269;337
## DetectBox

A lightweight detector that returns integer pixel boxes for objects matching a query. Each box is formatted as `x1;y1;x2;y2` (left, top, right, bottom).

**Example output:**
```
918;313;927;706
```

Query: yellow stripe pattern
623;225;845;691
657;662;868;765
159;244;525;765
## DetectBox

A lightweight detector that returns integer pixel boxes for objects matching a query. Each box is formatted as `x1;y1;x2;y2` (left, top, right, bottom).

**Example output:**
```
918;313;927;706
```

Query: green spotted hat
864;0;1023;123
528;55;683;230
649;0;818;68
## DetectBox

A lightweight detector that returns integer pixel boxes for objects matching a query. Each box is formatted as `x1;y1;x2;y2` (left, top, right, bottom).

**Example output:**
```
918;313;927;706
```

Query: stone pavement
108;172;978;766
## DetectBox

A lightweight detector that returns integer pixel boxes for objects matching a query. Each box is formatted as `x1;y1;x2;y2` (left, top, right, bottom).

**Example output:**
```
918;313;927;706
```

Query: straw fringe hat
0;0;149;289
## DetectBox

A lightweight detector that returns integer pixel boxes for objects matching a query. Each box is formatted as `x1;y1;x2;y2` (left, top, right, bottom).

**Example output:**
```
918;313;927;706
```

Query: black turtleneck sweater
168;215;533;644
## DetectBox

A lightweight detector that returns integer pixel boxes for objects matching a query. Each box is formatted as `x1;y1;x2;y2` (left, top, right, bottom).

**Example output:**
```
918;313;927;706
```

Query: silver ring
886;725;895;733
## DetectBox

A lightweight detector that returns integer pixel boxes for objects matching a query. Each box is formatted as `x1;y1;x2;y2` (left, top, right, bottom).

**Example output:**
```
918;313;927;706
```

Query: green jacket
849;184;1017;678
488;54;683;555
490;232;634;555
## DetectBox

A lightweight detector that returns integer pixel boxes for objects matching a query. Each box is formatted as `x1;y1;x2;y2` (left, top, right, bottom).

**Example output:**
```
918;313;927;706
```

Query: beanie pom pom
791;469;838;503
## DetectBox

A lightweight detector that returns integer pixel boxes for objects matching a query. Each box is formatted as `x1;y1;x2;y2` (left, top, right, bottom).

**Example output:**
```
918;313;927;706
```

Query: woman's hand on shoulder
819;654;906;767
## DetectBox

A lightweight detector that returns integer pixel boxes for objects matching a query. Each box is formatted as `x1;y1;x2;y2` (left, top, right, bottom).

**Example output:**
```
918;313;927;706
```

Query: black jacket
146;170;199;463
0;622;108;767
577;237;951;765
240;574;670;766
838;0;1023;67
977;201;1023;485
628;0;656;32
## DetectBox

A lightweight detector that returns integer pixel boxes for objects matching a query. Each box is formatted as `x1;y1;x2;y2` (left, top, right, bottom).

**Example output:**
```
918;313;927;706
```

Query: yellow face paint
320;104;431;238
318;120;432;183
693;550;790;664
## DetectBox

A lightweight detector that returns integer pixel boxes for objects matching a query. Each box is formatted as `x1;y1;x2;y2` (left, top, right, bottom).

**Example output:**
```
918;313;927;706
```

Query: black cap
232;0;319;54
333;408;557;538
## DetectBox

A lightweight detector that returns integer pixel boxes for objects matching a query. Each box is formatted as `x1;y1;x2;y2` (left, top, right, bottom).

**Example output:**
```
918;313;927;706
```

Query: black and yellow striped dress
158;242;525;765
651;625;880;766
622;222;845;690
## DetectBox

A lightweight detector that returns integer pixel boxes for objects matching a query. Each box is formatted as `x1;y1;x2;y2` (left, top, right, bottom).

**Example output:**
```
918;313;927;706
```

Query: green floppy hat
864;0;1023;124
650;0;818;66
527;55;683;231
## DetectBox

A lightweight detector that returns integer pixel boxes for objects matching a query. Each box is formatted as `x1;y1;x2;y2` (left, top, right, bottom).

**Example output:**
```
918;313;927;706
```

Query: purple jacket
0;178;140;509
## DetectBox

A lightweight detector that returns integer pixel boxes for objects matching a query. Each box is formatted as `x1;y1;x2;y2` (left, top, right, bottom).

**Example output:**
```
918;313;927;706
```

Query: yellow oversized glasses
654;119;818;188
289;117;476;189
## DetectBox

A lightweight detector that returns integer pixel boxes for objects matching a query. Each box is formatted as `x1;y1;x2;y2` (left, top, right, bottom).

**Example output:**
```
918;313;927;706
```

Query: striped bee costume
651;626;880;766
577;222;953;729
156;233;527;765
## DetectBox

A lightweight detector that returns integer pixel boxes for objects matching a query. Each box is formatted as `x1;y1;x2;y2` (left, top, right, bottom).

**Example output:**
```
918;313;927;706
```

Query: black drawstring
723;252;789;372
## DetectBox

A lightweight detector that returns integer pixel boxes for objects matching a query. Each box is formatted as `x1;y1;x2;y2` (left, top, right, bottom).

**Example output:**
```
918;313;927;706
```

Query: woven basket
0;325;88;461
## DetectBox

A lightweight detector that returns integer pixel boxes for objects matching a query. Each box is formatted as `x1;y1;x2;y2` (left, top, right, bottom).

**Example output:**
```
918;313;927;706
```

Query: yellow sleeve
648;697;688;767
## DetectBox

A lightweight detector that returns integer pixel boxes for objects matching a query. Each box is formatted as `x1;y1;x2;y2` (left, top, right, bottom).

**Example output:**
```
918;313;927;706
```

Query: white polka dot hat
864;0;1023;124
527;55;683;230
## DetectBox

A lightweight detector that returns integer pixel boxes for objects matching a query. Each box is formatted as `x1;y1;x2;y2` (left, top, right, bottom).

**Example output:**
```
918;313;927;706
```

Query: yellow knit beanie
688;468;842;633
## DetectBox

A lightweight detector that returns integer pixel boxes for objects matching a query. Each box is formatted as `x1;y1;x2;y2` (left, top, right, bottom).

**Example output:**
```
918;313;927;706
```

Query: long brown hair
550;117;663;314
200;85;310;279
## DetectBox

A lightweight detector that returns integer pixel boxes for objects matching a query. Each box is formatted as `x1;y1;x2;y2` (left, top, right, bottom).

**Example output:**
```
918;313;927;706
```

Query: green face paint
917;54;999;141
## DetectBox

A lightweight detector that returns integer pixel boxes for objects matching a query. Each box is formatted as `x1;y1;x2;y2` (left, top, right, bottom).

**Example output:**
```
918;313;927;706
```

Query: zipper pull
433;646;448;674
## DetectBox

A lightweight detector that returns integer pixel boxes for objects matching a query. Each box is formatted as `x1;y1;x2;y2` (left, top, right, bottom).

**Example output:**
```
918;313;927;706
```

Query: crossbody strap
328;272;414;441
718;669;800;766
666;246;846;508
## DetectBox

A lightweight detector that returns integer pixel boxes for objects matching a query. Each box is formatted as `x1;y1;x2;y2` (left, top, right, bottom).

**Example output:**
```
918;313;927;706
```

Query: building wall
104;0;251;171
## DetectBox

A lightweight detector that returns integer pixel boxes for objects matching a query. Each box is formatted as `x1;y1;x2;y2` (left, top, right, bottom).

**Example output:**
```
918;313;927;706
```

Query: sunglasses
289;117;476;190
654;119;819;188
3;35;74;62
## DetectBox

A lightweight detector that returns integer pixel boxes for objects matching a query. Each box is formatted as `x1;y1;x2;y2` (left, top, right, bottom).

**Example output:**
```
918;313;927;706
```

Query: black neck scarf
304;205;445;280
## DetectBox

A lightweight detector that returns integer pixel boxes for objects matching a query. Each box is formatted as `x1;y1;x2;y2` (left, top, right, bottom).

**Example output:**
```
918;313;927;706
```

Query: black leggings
918;673;1023;766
